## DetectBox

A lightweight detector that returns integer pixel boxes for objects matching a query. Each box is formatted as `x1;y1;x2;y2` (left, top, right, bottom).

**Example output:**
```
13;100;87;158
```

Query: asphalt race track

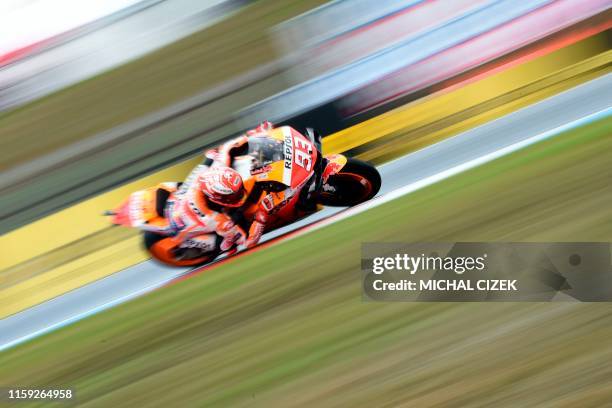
1;73;610;352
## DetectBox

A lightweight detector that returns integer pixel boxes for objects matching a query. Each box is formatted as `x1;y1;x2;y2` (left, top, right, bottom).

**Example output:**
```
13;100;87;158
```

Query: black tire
318;158;381;207
143;231;166;250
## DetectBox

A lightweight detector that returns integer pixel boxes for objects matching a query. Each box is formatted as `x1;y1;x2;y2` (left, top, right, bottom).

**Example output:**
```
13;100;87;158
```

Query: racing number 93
294;137;313;171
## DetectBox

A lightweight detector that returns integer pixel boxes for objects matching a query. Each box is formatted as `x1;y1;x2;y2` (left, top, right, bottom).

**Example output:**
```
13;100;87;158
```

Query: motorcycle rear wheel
144;232;220;267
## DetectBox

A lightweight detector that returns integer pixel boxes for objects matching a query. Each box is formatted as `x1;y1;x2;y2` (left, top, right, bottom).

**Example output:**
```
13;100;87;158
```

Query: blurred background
1;0;611;406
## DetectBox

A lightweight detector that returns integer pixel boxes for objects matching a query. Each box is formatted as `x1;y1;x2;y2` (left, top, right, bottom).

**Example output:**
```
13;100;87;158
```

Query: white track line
0;281;168;352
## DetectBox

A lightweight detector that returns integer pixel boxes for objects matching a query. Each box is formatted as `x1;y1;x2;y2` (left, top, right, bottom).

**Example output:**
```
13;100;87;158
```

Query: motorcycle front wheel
318;158;381;207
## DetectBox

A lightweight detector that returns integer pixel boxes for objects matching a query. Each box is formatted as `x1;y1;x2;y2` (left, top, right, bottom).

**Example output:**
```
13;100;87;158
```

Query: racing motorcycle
106;126;381;266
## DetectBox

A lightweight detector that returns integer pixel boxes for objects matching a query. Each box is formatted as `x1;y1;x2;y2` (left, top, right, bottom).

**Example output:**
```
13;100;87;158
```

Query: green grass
1;118;611;407
0;0;327;171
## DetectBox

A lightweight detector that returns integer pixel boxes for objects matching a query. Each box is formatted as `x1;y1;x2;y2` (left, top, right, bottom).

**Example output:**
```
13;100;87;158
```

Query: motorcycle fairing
110;185;172;229
249;127;318;190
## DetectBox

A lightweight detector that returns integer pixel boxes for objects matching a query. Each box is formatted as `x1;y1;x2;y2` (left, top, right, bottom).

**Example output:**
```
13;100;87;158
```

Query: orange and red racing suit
164;171;246;251
173;121;301;250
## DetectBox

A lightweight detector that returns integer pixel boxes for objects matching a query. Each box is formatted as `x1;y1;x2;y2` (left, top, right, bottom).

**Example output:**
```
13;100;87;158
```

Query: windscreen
247;136;285;169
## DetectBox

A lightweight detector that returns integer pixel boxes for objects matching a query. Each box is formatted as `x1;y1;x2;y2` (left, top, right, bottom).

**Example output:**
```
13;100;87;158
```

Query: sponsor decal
261;194;274;212
128;191;145;226
188;199;206;218
294;137;313;171
322;183;336;192
212;184;232;195
323;162;342;183
181;236;215;250
283;130;293;170
270;199;288;215
282;127;293;186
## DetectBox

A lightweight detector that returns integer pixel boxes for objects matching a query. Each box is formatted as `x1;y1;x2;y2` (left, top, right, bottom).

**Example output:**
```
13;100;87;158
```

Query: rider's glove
246;121;274;136
217;219;247;251
220;227;246;251
245;220;265;248
244;205;271;249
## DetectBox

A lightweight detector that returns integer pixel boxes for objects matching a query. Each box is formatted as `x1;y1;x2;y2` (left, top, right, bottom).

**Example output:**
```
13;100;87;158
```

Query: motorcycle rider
165;166;249;255
207;120;275;167
167;121;284;252
109;119;380;266
207;120;286;248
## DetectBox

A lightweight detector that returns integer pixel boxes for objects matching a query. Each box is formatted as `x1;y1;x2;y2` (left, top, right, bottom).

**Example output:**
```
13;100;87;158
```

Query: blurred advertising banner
0;0;245;110
0;0;149;65
362;243;612;301
274;0;490;81
246;0;609;127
